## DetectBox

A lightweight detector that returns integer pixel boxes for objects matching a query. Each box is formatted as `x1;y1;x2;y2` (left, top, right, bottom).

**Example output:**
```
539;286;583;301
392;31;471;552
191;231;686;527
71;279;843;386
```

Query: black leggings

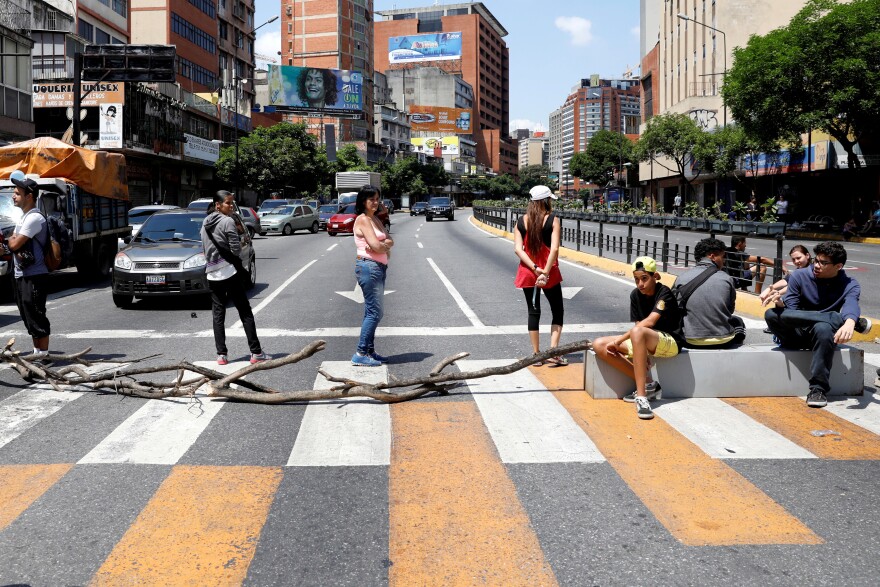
522;283;564;331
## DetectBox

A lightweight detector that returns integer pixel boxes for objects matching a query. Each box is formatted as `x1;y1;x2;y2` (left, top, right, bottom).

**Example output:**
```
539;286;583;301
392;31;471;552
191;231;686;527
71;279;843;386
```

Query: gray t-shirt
13;209;49;278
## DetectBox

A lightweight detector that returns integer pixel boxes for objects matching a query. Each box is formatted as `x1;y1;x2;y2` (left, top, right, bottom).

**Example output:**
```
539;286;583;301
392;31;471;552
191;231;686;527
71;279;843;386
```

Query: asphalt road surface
0;210;878;586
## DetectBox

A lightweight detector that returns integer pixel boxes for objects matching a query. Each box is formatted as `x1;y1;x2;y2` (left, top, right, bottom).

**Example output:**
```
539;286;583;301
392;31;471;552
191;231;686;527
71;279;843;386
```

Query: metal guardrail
473;206;787;285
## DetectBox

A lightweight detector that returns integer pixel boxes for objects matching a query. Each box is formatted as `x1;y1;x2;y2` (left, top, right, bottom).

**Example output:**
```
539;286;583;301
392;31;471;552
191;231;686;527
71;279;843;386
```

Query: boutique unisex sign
32;82;126;108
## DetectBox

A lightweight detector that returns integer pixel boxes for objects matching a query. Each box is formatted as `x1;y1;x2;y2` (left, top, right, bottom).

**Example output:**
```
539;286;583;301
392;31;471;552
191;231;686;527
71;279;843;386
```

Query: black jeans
764;308;845;393
14;274;51;338
209;274;261;356
522;283;564;331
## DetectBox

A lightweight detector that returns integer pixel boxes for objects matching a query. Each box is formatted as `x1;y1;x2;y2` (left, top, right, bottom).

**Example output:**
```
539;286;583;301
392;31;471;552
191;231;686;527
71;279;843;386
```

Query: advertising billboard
409;106;472;133
411;136;460;156
98;104;122;148
266;65;363;114
388;32;462;64
32;82;125;108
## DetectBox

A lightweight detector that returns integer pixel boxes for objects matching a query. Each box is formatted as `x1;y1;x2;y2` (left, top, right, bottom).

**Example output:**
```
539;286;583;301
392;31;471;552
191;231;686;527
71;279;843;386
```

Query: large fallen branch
0;337;592;404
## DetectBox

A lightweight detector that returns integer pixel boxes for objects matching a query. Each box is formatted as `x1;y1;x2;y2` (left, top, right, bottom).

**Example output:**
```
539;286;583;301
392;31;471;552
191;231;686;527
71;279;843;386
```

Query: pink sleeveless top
354;215;388;265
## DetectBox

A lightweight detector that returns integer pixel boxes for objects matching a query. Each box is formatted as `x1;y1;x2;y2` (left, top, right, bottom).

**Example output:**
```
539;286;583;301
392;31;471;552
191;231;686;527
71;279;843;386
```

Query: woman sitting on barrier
760;244;812;308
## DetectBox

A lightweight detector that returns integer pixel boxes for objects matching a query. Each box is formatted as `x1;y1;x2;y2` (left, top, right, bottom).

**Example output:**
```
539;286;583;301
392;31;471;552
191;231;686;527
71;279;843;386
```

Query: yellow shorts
622;331;680;359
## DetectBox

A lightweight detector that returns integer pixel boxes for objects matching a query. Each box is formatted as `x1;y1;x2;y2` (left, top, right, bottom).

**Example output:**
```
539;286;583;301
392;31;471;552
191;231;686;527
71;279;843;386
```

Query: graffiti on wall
688;109;719;130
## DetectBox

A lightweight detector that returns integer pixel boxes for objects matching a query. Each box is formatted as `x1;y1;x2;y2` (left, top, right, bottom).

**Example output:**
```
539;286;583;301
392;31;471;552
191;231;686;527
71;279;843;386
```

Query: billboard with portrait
411;136;460;156
388;32;462;64
266;65;363;114
409;106;472;133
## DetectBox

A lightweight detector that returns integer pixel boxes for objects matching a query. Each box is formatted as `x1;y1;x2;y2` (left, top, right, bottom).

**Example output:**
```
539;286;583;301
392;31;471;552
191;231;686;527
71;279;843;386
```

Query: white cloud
631;25;640;38
255;30;281;65
510;119;547;133
554;16;593;46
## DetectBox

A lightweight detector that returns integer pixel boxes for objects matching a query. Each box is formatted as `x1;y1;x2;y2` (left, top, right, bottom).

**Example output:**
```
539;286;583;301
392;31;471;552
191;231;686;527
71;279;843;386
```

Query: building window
288;23;293;33
177;56;217;87
96;28;110;45
187;0;216;19
78;19;93;42
219;21;227;40
172;13;217;54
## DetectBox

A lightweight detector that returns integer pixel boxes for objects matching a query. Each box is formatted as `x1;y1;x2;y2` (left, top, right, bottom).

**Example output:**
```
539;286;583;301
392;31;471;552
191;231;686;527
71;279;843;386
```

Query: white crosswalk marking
824;391;880;436
461;359;605;463
0;387;84;450
77;360;237;465
652;398;816;459
287;361;391;467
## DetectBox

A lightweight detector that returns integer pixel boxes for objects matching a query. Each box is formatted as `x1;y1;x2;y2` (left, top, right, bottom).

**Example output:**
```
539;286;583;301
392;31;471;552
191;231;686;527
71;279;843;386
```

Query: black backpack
35;209;75;270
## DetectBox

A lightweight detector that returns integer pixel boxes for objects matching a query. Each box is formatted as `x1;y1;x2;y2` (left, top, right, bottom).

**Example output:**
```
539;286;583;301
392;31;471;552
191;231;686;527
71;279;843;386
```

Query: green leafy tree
722;0;880;168
377;156;447;200
488;174;521;199
694;125;783;199
569;130;635;186
634;113;708;201
332;144;369;172
518;164;556;193
459;176;493;198
216;123;328;200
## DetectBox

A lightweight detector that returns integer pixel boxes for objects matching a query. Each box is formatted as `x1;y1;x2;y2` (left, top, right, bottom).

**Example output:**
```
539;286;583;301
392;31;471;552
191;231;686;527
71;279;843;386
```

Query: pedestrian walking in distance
351;186;394;367
514;185;567;365
200;190;267;365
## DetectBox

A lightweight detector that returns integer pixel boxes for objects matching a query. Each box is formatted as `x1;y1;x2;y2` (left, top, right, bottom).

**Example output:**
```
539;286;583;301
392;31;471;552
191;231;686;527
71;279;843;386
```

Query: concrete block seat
584;344;865;399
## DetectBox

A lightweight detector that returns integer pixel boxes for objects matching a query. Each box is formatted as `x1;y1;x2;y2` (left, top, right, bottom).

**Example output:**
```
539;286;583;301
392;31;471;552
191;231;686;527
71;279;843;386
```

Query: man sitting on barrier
725;236;775;294
764;241;872;408
678;238;746;349
592;257;684;420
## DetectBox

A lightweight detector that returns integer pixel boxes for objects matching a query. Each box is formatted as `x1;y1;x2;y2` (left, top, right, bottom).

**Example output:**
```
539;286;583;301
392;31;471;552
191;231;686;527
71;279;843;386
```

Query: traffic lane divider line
0;464;73;532
389;402;559;586
426;257;485;327
232;259;317;328
471;216;880;342
533;366;822;546
90;465;283;586
723;397;880;460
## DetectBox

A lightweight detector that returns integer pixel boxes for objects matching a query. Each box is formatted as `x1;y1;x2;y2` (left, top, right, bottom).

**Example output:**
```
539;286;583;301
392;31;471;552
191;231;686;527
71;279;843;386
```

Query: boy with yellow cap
593;257;684;420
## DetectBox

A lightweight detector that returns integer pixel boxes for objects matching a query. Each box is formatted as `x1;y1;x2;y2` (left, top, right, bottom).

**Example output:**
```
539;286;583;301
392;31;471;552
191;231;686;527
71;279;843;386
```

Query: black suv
426;197;454;222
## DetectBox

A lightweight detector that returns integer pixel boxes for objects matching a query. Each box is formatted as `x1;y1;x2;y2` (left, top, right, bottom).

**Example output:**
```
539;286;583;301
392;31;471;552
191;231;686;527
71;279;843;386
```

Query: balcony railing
0;2;31;32
33;57;74;81
688;81;720;97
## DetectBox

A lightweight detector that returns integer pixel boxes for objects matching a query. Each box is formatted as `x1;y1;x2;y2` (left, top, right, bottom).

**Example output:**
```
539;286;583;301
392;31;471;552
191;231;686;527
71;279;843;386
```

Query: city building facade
373;2;516;175
518;131;548;169
1;1;37;144
548;76;641;195
278;0;374;145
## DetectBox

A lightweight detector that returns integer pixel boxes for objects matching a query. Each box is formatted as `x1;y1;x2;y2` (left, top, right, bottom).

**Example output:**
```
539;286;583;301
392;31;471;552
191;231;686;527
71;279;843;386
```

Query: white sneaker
623;382;662;403
635;396;654;420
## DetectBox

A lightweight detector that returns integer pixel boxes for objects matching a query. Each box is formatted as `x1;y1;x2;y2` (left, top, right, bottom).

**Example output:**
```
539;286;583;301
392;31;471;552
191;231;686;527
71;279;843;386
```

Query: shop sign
183;133;219;163
32;82;125;108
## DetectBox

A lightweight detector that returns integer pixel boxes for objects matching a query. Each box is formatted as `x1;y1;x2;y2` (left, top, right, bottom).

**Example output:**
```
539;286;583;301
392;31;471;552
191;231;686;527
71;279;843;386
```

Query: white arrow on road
336;283;396;304
561;287;582;300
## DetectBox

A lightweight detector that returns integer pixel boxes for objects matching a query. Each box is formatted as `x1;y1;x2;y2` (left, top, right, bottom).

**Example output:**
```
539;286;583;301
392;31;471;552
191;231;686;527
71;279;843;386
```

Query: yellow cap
632;256;657;274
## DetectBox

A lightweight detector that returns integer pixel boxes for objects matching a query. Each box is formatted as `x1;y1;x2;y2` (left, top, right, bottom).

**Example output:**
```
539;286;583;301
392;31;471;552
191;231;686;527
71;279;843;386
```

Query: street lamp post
677;13;727;127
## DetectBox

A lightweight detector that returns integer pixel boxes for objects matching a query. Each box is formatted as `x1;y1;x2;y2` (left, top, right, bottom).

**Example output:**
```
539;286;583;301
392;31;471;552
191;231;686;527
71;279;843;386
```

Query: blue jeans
355;258;386;355
764;308;845;393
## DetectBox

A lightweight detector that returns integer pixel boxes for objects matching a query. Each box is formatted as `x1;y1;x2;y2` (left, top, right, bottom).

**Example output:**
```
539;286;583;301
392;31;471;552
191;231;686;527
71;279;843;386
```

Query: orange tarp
0;137;129;200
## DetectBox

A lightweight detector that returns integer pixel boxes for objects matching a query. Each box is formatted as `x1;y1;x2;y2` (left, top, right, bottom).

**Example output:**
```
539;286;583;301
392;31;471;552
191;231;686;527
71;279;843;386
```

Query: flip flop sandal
547;356;569;366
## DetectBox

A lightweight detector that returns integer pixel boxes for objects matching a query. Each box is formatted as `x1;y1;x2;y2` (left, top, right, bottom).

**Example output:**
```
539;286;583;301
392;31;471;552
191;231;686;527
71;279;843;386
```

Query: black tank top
517;212;555;247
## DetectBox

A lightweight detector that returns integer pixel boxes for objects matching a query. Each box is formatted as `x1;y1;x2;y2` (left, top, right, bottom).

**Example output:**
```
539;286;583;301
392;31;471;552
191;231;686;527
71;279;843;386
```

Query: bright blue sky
254;0;641;132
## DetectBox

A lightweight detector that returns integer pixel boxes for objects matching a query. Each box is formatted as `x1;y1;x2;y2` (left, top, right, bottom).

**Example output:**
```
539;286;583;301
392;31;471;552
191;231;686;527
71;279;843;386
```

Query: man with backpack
5;178;51;359
675;238;745;349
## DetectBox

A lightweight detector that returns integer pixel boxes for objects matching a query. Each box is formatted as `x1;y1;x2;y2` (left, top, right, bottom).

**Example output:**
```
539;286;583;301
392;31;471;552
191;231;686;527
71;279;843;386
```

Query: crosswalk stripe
78;396;225;465
823;391;880;436
389;402;559;586
725;397;880;459
652;398;817;459
461;359;604;463
90;465;282;585
536;366;822;546
0;388;85;450
287;362;390;466
0;464;72;532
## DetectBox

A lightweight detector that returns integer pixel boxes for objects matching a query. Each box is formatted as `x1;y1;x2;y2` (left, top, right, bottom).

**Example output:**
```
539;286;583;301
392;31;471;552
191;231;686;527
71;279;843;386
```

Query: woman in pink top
351;186;394;367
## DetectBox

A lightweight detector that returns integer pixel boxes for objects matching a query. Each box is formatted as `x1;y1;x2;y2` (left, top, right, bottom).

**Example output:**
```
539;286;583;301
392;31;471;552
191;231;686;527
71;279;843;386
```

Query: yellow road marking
91;465;282;586
0;464;72;531
389;402;558;586
725;397;880;459
534;366;822;546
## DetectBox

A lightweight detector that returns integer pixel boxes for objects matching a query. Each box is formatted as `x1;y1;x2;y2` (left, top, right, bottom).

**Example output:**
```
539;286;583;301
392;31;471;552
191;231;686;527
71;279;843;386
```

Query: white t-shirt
776;200;788;214
13;210;48;278
207;263;237;281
